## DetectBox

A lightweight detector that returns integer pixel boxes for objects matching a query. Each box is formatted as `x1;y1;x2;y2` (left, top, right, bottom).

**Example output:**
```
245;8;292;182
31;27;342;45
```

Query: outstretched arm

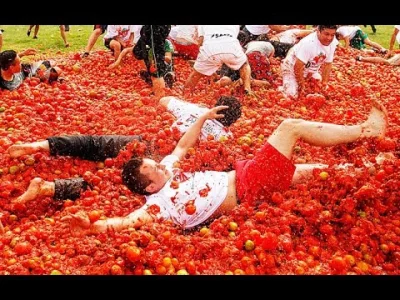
18;48;37;57
109;47;133;69
171;106;228;160
62;207;154;236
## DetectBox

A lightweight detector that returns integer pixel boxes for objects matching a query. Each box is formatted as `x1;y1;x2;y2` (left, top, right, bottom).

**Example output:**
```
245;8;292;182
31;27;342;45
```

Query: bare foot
12;178;53;205
361;99;388;138
61;211;91;237
8;142;41;158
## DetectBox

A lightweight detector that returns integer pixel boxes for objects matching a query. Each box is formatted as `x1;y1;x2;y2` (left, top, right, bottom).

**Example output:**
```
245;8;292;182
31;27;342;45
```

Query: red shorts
235;142;296;205
171;40;199;60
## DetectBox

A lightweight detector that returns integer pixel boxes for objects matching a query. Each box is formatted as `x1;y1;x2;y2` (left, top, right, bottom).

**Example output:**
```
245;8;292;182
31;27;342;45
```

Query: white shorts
167;97;230;141
281;71;321;98
388;54;400;66
167;97;207;120
194;39;247;76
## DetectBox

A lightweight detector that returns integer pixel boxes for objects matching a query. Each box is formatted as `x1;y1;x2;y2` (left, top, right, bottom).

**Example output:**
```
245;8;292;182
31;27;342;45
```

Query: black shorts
54;178;90;201
47;135;142;161
241;27;260;45
269;40;295;58
94;25;107;34
133;25;172;78
219;64;240;82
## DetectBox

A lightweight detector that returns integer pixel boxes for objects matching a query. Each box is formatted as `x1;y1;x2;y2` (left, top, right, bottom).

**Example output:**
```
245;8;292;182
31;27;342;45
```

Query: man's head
0;50;21;73
39;66;62;83
317;25;338;46
122;157;171;195
215;96;242;127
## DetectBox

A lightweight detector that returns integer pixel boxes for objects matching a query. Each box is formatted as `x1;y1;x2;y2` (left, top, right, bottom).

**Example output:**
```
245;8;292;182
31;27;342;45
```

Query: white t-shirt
131;25;143;44
282;32;339;76
104;25;133;43
245;25;270;35
337;26;361;40
274;29;302;44
198;25;240;43
245;41;274;57
167;97;232;141
144;155;228;229
395;25;400;44
170;25;199;45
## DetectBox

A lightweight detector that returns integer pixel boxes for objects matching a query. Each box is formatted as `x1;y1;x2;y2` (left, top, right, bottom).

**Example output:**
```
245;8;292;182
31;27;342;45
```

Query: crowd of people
0;24;397;237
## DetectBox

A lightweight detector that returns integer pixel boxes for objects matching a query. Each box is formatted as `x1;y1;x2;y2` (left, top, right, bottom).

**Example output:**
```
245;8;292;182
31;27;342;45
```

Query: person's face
317;28;337;46
140;158;172;193
9;55;22;74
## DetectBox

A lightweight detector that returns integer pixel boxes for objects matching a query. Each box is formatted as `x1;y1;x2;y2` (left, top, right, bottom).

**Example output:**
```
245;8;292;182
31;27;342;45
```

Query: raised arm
171;105;228;160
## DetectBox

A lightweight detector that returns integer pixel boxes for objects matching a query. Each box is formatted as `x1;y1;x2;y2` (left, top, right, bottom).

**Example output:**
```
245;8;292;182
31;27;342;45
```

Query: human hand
384;51;393;59
61;211;91;237
244;89;260;99
22;48;37;56
108;62;119;69
204;105;229;120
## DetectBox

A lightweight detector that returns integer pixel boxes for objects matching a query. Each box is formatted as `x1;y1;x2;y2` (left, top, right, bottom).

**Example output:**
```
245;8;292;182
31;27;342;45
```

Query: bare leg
109;40;122;60
60;25;69;47
8;141;49;158
292;163;328;184
27;25;34;36
84;28;102;53
184;69;204;93
152;77;166;98
12;178;55;205
239;62;252;92
267;99;387;159
33;25;40;38
364;38;385;52
357;56;390;65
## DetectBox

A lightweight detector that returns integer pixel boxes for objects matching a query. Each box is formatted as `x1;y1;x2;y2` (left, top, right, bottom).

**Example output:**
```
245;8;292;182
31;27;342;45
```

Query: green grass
0;25;104;56
357;25;396;48
0;25;397;58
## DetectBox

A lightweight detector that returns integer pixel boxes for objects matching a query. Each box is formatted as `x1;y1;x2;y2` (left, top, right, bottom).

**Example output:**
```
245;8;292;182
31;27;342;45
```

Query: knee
219;77;232;87
279;119;304;135
159;96;171;108
31;177;43;185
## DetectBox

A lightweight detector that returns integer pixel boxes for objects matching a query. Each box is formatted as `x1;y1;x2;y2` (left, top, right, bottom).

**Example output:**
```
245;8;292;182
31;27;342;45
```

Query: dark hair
0;50;17;70
318;25;338;31
122;157;152;195
237;30;250;47
215;96;242;127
